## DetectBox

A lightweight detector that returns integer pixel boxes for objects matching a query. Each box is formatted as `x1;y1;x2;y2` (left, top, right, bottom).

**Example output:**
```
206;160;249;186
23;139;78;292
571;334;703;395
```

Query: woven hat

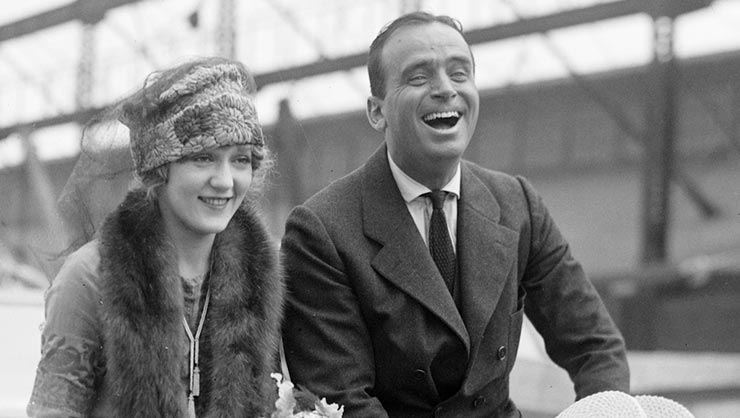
635;395;695;418
119;57;264;175
556;391;695;418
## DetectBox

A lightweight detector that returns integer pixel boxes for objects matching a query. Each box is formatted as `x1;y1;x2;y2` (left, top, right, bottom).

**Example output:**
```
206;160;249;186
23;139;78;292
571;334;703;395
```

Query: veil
56;104;137;257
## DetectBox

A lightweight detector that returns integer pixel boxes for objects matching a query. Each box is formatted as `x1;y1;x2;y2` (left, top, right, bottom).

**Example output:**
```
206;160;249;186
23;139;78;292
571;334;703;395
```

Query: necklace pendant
192;366;201;396
187;393;196;418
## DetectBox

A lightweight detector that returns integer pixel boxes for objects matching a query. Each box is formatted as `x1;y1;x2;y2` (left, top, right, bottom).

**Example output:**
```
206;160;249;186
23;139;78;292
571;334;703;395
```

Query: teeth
423;111;460;121
202;197;230;205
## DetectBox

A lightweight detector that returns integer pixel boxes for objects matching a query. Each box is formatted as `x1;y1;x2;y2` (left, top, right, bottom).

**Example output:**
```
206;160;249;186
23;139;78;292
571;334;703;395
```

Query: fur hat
119;57;264;175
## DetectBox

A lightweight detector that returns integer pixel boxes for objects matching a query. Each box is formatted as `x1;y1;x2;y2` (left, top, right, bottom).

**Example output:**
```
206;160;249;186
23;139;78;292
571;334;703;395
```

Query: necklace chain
183;286;211;412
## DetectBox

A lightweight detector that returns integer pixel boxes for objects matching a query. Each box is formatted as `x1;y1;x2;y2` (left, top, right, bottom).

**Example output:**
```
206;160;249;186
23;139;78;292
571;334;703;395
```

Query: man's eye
450;70;469;82
409;74;427;85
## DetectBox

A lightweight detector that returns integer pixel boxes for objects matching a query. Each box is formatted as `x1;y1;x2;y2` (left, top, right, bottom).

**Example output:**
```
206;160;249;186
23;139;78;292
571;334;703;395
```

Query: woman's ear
366;96;386;132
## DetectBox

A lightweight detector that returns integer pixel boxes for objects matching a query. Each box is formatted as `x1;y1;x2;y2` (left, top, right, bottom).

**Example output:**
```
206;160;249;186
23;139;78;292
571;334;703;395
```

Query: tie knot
426;190;447;210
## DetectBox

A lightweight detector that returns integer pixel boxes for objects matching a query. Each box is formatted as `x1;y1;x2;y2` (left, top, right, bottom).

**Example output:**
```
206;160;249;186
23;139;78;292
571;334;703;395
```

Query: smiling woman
26;56;285;418
159;145;255;244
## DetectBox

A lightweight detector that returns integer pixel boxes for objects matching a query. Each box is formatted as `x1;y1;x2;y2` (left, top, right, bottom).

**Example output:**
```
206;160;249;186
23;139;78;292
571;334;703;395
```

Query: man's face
368;22;479;183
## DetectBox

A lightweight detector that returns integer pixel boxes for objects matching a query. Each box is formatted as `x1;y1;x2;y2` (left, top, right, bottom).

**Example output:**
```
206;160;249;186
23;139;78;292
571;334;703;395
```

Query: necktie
426;190;456;294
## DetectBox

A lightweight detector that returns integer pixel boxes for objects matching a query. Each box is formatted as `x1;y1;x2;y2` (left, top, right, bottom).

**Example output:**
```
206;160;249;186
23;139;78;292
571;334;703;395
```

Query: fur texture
98;190;284;417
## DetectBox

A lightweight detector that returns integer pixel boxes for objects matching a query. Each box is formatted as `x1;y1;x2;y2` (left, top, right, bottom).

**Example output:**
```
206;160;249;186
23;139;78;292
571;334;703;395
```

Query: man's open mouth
422;111;461;129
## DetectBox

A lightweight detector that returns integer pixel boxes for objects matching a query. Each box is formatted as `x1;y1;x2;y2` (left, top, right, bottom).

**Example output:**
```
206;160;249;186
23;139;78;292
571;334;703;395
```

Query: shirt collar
387;150;461;203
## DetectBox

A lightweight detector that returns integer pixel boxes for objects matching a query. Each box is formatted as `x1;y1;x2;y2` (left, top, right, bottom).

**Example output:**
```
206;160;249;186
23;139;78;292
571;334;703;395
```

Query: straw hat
556;391;694;418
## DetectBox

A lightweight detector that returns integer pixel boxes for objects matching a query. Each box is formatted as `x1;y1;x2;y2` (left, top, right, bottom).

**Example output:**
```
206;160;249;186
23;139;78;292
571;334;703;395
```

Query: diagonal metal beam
0;0;143;42
0;0;714;138
253;0;712;89
501;0;720;222
254;0;647;90
0;108;104;140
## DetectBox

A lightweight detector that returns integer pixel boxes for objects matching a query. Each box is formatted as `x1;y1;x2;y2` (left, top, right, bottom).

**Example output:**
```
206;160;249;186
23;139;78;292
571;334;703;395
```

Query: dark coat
281;145;628;418
28;190;284;417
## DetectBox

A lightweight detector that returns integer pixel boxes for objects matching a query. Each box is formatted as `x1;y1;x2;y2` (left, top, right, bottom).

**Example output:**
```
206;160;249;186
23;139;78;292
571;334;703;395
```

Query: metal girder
0;107;104;140
642;17;678;264
645;0;713;18
253;0;713;90
217;0;236;59
0;0;716;139
253;0;643;90
254;53;368;90
0;0;143;42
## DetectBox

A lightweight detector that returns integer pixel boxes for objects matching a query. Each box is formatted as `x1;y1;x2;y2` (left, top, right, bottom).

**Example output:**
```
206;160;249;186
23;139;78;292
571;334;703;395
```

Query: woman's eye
234;156;252;166
189;154;212;163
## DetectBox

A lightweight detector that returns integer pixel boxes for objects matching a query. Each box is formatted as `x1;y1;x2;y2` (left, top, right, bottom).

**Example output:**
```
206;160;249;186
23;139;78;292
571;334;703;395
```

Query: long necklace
183;286;211;418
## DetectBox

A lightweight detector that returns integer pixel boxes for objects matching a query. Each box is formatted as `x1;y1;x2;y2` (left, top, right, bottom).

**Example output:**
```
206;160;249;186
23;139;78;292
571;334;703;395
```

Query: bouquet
270;373;344;418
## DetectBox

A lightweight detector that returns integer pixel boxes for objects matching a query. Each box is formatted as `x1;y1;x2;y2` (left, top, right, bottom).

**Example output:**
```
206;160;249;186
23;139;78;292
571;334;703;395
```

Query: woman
27;57;285;417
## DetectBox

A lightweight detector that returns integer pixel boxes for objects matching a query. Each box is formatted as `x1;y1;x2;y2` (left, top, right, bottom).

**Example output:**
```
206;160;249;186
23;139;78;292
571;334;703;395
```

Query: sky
1;0;740;168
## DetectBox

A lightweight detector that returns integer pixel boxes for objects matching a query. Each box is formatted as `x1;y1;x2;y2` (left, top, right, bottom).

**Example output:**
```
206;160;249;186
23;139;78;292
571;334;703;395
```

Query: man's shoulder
464;160;514;180
460;160;548;218
462;160;527;194
303;163;365;211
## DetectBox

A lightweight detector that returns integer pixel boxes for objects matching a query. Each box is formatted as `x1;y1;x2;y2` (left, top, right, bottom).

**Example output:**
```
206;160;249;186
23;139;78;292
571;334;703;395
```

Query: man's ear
366;96;386;132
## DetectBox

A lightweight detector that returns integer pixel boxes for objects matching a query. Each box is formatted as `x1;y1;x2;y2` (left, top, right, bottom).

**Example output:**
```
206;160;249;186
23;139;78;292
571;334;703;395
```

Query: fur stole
97;190;284;417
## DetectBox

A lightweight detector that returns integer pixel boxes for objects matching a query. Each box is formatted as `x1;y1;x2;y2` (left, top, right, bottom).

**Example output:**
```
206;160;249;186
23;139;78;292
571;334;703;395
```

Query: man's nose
431;73;457;100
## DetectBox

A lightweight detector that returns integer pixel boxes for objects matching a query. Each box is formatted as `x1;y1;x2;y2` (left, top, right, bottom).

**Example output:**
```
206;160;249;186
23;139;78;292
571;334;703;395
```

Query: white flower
268;373;344;418
314;398;344;418
271;373;297;418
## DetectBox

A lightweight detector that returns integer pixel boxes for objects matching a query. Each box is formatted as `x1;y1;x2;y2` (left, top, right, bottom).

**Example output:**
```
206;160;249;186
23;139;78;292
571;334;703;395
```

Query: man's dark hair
367;11;468;98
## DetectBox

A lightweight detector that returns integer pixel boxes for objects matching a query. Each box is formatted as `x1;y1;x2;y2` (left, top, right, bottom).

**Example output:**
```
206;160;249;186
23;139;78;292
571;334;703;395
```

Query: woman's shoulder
50;240;102;297
42;241;104;347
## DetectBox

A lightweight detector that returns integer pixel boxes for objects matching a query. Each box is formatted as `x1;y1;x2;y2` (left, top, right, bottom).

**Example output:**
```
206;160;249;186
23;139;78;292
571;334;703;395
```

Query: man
281;12;629;417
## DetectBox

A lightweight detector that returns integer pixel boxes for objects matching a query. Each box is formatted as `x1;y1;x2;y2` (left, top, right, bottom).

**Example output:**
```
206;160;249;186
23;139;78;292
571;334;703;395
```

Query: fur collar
98;190;284;417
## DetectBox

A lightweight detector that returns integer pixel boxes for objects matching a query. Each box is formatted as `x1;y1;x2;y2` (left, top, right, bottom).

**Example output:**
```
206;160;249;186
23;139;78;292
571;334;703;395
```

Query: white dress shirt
387;152;460;251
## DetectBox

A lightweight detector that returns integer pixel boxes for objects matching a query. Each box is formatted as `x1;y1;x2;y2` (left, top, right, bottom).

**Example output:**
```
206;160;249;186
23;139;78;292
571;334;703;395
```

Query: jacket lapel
457;164;518;352
362;147;469;350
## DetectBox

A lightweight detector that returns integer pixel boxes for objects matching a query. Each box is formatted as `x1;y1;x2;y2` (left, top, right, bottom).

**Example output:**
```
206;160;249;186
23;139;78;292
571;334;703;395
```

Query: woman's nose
209;162;234;189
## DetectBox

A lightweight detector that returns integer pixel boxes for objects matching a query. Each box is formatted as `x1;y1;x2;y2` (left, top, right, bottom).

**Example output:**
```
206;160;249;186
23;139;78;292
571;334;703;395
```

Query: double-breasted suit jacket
281;145;629;418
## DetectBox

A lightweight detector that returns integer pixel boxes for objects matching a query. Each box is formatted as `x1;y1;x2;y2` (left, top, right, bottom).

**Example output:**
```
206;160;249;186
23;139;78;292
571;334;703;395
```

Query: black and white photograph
1;1;739;417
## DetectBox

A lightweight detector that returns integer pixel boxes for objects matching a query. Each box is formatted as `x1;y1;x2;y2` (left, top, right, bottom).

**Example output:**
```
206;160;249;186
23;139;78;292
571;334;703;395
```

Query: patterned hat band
122;61;264;175
131;93;264;173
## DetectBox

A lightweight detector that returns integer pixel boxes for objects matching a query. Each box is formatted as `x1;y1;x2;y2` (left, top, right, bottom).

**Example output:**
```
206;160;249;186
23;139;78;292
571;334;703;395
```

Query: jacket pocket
506;299;525;373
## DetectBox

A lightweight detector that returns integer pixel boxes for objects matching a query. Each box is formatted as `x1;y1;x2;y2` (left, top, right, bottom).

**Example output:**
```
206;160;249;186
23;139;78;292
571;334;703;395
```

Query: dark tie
426;190;456;294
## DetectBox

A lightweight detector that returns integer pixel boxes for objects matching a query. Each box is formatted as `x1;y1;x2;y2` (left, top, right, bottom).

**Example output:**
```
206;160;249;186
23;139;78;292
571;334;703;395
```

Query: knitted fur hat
119;57;264;175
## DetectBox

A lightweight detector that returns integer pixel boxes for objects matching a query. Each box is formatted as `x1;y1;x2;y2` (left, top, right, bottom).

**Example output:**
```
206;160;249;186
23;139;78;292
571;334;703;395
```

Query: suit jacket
281;145;628;418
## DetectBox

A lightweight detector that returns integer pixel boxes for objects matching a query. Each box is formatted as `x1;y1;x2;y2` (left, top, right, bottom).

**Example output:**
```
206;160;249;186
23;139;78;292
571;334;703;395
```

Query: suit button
497;346;507;360
413;369;426;381
472;396;486;409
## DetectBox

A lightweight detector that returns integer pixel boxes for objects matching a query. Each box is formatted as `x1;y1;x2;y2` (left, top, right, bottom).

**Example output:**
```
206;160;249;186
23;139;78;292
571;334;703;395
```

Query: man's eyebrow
399;53;473;78
401;58;434;73
448;54;473;66
397;60;432;82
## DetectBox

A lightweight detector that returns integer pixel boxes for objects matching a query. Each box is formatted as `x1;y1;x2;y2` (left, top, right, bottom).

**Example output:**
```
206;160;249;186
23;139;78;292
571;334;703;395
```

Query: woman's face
159;145;253;241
